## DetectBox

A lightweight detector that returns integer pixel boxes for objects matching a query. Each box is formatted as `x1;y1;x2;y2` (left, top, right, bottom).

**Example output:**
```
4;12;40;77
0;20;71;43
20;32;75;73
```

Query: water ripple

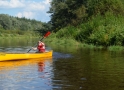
53;52;72;59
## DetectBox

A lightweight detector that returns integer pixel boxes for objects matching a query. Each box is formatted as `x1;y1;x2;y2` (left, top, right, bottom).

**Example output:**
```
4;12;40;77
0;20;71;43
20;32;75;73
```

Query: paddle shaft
27;31;50;53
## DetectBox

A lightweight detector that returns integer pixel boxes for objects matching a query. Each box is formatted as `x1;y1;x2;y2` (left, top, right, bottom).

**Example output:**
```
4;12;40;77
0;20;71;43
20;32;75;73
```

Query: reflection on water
0;58;53;90
0;40;124;90
51;48;124;90
0;38;31;47
38;62;45;72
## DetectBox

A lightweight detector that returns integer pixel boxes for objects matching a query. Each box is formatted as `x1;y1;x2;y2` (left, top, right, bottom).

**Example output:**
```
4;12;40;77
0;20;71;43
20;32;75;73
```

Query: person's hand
32;47;37;50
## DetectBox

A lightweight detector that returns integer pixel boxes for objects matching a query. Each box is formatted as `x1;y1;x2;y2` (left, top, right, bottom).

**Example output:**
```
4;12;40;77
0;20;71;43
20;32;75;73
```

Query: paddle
27;31;51;53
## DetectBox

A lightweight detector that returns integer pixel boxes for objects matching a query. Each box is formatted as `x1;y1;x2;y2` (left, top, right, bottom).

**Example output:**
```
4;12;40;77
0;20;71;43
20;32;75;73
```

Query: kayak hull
0;50;52;61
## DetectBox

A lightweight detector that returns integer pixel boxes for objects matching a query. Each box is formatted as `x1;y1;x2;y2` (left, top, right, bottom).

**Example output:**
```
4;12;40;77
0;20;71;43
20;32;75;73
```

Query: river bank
45;37;124;52
0;35;124;52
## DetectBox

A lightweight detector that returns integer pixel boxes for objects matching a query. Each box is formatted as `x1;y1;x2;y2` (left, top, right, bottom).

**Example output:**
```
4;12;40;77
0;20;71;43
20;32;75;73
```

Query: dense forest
49;0;124;30
48;0;124;46
0;14;51;36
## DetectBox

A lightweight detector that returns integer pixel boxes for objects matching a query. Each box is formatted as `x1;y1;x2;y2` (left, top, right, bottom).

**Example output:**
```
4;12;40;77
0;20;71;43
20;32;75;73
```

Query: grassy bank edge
44;37;124;52
1;36;124;51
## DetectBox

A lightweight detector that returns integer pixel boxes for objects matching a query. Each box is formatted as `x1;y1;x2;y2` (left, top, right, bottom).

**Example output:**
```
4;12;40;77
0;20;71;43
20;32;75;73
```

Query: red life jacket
37;42;45;52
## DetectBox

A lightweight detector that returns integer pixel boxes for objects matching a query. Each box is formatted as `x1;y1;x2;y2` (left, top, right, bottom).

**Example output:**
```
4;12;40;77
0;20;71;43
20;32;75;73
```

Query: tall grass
53;12;124;47
45;35;104;50
75;13;124;46
0;30;39;38
108;45;124;51
45;12;124;51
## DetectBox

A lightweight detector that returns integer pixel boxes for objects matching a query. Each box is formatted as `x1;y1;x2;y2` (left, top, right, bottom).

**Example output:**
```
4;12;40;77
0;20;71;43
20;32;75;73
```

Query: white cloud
0;0;24;8
43;0;51;5
0;0;52;22
26;2;45;11
25;0;51;11
16;11;35;19
0;0;51;10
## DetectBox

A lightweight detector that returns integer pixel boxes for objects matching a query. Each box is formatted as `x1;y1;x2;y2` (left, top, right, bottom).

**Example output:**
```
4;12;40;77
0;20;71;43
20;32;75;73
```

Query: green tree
48;0;87;31
48;0;124;32
87;0;124;17
0;14;49;35
0;14;12;30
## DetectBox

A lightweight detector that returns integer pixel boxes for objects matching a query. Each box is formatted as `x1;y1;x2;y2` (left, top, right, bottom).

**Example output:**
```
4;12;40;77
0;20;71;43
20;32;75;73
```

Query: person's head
38;41;42;43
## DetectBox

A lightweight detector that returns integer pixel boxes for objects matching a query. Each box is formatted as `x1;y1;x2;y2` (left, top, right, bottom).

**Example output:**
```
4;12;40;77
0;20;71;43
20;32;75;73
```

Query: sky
0;0;52;22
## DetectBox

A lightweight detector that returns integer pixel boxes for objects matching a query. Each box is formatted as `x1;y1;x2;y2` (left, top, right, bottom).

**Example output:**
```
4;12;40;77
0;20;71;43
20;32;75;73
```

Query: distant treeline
0;14;51;36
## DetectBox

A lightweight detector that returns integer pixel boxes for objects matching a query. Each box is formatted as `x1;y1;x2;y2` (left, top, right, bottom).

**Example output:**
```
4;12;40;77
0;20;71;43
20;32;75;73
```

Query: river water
0;39;124;90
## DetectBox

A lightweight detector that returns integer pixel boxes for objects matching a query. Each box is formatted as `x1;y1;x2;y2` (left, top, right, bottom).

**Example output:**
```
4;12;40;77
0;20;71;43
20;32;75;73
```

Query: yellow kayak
0;50;52;61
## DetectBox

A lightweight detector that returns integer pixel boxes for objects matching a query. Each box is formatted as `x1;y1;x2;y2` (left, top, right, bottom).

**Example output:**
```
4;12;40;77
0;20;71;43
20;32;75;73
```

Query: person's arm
32;47;37;50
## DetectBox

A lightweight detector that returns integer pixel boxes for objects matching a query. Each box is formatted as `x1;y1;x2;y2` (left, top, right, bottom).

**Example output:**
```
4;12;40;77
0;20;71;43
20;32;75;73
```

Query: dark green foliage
0;14;12;30
87;0;124;17
48;0;87;30
35;22;53;35
48;0;124;46
55;25;78;38
58;13;124;46
0;14;50;35
48;0;124;30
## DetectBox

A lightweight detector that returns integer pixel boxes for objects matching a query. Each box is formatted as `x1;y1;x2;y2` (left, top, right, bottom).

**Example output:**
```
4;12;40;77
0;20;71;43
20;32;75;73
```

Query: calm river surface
0;39;124;90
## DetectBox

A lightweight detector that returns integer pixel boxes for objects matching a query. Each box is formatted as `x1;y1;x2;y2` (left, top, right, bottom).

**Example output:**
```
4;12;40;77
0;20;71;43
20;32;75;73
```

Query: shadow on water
0;39;124;90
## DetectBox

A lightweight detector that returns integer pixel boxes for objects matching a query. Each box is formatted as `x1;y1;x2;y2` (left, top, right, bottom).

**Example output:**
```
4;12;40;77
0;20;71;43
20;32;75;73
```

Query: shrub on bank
53;13;124;47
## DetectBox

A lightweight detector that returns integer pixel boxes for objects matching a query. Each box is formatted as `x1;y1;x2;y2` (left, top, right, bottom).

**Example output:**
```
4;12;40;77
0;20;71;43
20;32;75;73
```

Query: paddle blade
44;31;51;37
